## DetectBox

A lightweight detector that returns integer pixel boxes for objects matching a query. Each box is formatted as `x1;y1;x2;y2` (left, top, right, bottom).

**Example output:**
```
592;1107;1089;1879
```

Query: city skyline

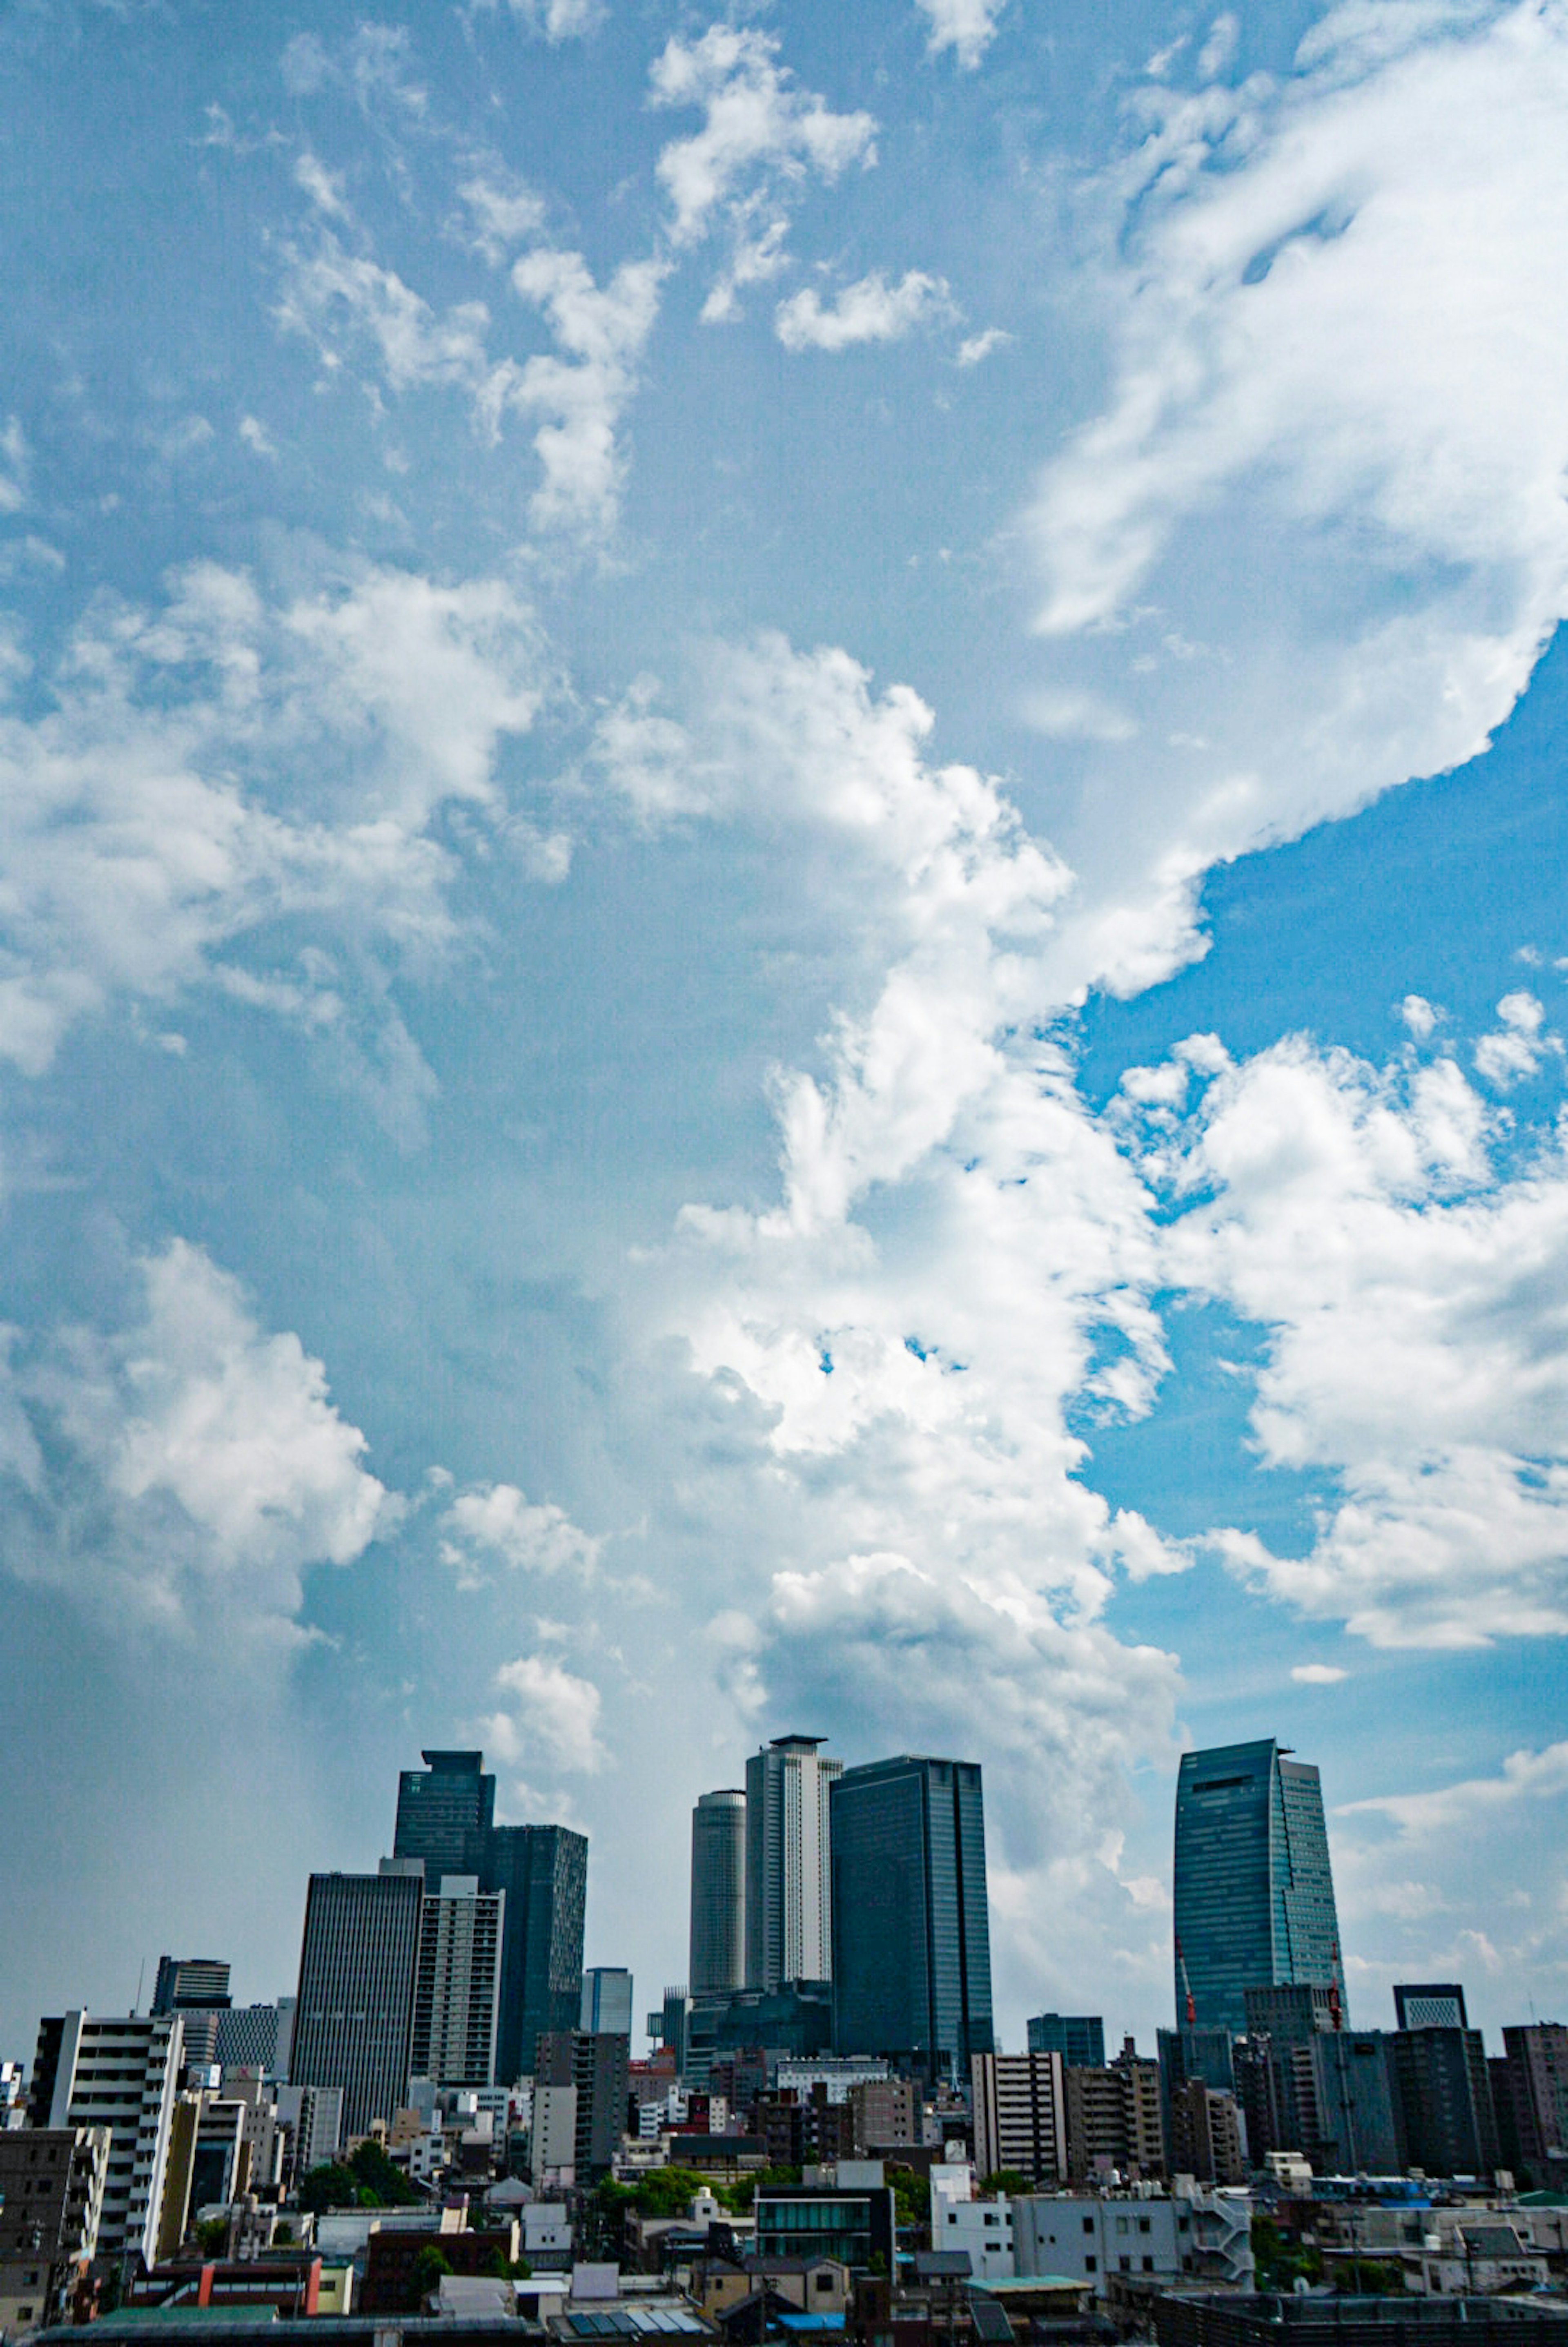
2;0;1567;2074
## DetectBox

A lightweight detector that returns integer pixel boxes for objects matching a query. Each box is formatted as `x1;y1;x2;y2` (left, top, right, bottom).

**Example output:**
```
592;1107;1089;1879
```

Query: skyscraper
478;1825;588;2082
291;1863;424;2135
393;1749;496;1878
410;1876;505;2089
580;1967;633;2035
830;1753;994;2084
1172;1738;1346;2035
152;1957;232;2015
689;1788;747;1995
1028;2014;1106;2068
745;1735;841;1991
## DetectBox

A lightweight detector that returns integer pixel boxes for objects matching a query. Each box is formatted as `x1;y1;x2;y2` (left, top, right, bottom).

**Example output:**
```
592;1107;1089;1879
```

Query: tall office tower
580;1968;633;2036
745;1735;842;1992
291;1863;424;2135
971;2050;1068;2186
478;1825;588;2082
1394;1983;1468;2031
409;1876;505;2089
1387;2024;1499;2178
1172;1738;1347;2035
829;1754;994;2084
1029;2014;1106;2068
28;2013;184;2265
152;1957;232;2015
393;1748;496;1877
690;1789;747;1995
1497;2023;1568;2185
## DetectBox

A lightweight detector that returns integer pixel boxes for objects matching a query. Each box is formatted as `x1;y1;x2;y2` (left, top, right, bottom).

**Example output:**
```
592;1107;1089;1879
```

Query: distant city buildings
745;1735;840;1992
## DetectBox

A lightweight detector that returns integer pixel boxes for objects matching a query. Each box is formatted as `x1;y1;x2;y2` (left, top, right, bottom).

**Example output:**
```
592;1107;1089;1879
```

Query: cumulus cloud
484;1653;607;1774
0;1241;387;1642
956;327;1012;366
1018;0;1568;997
1474;989;1560;1086
1121;1028;1568;1646
1340;1739;1568;1835
440;1482;602;1585
915;0;1009;70
278;232;494;397
775;270;953;354
497;249;668;534
475;0;604;39
1291;1661;1348;1683
0;557;545;1075
649;26;876;319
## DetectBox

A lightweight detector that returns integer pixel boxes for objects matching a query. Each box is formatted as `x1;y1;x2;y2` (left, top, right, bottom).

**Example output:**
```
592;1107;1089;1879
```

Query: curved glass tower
1172;1738;1346;2035
690;1788;747;1994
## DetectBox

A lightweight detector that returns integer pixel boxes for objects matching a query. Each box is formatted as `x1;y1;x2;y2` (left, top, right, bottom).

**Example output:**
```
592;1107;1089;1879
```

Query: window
1143;2258;1155;2273
1082;2218;1094;2235
1139;2219;1150;2234
1085;2258;1097;2274
1116;2218;1129;2235
1119;2258;1130;2272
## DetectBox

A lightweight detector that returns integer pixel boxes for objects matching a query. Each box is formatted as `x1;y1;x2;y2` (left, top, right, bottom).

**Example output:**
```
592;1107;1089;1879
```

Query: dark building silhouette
477;1825;587;2086
393;1749;496;1879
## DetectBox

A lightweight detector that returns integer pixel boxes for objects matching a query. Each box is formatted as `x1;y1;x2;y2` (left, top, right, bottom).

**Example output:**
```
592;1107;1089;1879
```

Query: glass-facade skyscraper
689;1788;747;1994
1172;1737;1346;2035
393;1749;496;1876
830;1753;994;2086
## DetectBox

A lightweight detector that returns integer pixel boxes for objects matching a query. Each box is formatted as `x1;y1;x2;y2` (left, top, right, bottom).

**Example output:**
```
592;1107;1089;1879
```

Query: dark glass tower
291;1866;424;2134
829;1754;993;2086
393;1749;496;1877
1172;1738;1346;2035
477;1824;588;2083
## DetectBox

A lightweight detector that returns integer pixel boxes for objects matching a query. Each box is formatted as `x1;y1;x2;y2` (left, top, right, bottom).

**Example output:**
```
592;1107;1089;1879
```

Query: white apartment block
34;2013;184;2266
938;2187;1253;2298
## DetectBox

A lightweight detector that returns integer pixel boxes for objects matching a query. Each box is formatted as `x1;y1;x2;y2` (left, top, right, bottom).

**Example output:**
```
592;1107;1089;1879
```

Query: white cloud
1018;0;1568;999
1291;1661;1349;1683
1401;992;1438;1039
475;0;604;39
486;1653;607;1773
440;1483;602;1584
238;415;278;462
293;151;349;221
457;175;547;266
915;0;1008;70
0;1240;387;1642
0;416;29;515
1124;1028;1568;1646
1021;688;1138;743
0;557;545;1073
1340;1739;1568;1835
649;26;876;318
499;249;668;535
278;232;494;397
1474;988;1560;1086
775;270;952;354
956;327;1012;366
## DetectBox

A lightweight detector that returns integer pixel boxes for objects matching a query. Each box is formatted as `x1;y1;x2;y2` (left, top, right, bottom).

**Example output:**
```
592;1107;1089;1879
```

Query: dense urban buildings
1173;1738;1347;2035
829;1754;994;2088
745;1735;841;1992
688;1789;746;1995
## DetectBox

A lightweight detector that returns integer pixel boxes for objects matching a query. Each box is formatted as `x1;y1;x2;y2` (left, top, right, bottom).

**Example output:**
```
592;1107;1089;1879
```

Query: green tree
408;2244;454;2309
890;2169;931;2234
298;2162;363;2215
349;2140;418;2207
1252;2214;1323;2292
978;2171;1033;2200
195;2217;230;2258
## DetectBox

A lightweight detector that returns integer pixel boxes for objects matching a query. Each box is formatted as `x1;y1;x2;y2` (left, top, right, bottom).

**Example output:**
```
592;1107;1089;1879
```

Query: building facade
393;1748;497;1878
830;1754;994;2087
745;1736;841;1992
690;1789;747;1996
410;1876;504;2089
1388;2026;1499;2179
152;1959;232;2016
291;1865;424;2136
580;1968;633;2037
29;2013;184;2266
971;2052;1068;2186
1029;2015;1106;2068
1173;1739;1346;2036
477;1823;588;2084
0;2126;109;2334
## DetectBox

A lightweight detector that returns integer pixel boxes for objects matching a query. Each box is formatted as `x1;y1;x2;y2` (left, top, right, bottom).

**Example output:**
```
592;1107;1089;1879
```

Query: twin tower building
688;1736;995;2084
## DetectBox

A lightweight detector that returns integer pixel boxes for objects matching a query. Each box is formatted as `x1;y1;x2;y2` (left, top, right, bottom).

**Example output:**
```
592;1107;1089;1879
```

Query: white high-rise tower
744;1735;840;1991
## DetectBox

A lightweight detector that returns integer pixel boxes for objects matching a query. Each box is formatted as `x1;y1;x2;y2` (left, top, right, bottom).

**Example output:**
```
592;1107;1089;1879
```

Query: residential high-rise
1172;1738;1346;2035
393;1749;496;1878
477;1824;588;2082
410;1876;505;2089
689;1789;747;1995
28;2013;184;2266
535;2030;629;2180
0;2126;110;2334
1063;2038;1164;2181
971;2050;1068;2186
829;1753;994;2085
1028;2012;1106;2068
1388;2024;1499;2178
745;1735;841;1992
290;1863;424;2135
1496;2023;1568;2186
580;1968;633;2036
152;1958;232;2015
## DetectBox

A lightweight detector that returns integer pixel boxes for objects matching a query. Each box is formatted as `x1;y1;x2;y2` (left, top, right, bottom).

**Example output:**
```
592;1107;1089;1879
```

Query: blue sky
2;0;1567;2065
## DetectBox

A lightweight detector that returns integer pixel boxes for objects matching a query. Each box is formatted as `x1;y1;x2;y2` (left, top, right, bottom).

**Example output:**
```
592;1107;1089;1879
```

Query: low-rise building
0;2126;110;2336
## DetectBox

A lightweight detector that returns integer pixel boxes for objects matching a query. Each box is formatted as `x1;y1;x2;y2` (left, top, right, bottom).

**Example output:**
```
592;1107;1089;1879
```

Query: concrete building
273;2082;343;2178
745;1736;841;1992
1028;2015;1106;2068
754;2164;896;2271
849;2075;920;2153
971;2052;1068;2186
535;2031;628;2179
1173;1740;1347;2035
29;2012;185;2266
1012;2188;1254;2296
1387;2024;1499;2178
580;1968;633;2037
830;1754;994;2087
690;1790;748;1997
1394;1986;1468;2032
528;2083;577;2185
1242;1988;1399;2174
410;1876;504;2090
1064;2041;1164;2181
1495;2021;1568;2186
1169;2080;1248;2186
291;1865;424;2136
153;1960;232;2017
0;2126;109;2334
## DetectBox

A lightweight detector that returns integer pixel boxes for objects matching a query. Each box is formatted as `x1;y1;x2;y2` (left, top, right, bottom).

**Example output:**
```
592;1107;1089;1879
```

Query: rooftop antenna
134;1958;145;2016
